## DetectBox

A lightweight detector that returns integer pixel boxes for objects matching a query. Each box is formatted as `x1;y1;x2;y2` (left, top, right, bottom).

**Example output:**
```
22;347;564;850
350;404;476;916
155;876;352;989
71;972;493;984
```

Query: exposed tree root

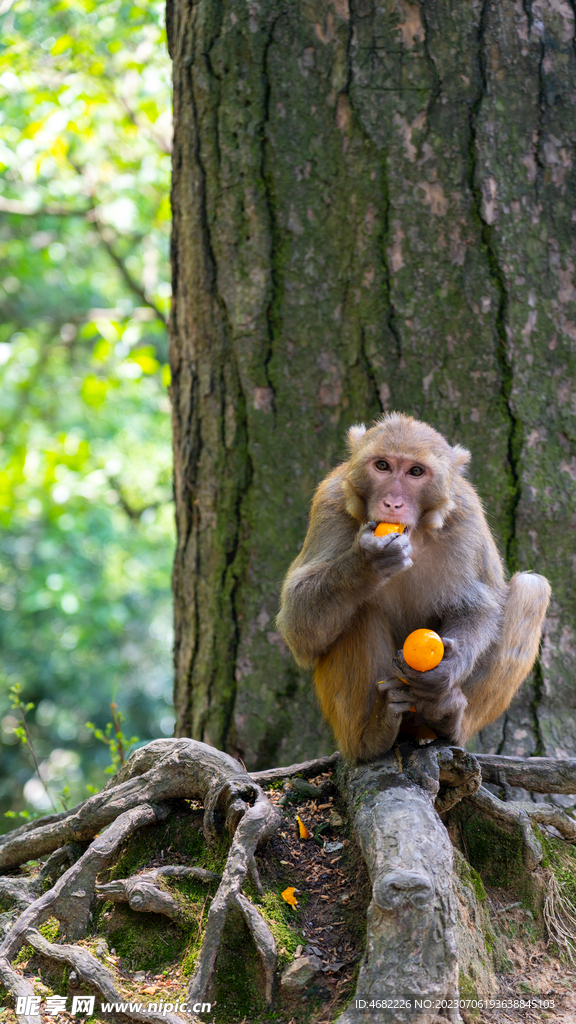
334;742;481;1024
187;781;279;1005
512;801;576;842
0;957;39;1024
543;872;576;965
0;740;280;1020
3;737;576;1023
250;751;340;786
25;929;189;1024
466;787;543;870
0;878;36;914
95;866;221;922
0;803;169;958
474;753;576;794
467;784;576;870
434;746;483;814
258;751;576;798
0;739;260;870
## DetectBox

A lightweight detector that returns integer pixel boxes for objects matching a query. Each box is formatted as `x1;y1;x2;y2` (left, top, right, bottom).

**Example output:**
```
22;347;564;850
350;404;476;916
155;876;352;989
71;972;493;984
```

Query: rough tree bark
168;0;576;771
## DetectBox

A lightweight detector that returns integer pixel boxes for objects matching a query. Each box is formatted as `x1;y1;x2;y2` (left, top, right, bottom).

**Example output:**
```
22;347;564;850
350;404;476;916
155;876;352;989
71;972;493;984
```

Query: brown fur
277;414;551;761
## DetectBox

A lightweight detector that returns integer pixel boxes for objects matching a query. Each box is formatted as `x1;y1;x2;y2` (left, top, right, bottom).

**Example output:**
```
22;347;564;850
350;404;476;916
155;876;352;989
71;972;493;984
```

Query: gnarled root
0;958;39;1024
474;753;576;795
188;785;279;1005
465;787;544;870
466;785;576;870
25;929;189;1024
95;865;221;922
334;742;481;1024
0;739;280;1019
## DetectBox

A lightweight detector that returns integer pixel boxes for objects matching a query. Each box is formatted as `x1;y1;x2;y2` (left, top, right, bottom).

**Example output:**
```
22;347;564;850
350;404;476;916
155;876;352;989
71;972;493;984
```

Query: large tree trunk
168;0;576;770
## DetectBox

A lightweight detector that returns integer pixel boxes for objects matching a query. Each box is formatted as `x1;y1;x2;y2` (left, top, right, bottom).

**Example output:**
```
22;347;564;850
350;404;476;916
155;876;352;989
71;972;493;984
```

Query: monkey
277;413;551;762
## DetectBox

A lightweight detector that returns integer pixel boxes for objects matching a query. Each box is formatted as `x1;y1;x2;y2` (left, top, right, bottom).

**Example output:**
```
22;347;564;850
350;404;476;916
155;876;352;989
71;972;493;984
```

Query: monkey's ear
451;444;471;472
347;424;367;452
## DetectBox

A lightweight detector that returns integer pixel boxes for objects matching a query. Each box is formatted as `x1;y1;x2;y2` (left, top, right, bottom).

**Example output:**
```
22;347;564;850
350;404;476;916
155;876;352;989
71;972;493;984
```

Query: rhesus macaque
277;414;551;761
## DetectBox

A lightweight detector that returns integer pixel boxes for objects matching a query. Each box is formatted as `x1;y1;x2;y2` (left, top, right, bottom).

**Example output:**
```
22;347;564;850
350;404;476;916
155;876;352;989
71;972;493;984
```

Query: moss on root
99;905;192;974
259;891;304;970
449;800;527;887
211;907;270;1024
454;852;487;904
108;805;229;883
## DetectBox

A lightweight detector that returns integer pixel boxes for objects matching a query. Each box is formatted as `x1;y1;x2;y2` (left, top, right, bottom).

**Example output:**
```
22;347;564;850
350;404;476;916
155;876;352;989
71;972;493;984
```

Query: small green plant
86;703;139;774
6;683;56;814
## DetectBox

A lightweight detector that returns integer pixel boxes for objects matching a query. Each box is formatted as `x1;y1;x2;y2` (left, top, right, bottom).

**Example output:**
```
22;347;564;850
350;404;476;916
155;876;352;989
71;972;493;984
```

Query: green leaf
80;375;108;407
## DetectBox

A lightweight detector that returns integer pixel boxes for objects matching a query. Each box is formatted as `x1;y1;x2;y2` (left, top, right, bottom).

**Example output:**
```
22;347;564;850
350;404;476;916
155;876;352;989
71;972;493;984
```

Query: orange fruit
402;629;444;672
374;522;405;537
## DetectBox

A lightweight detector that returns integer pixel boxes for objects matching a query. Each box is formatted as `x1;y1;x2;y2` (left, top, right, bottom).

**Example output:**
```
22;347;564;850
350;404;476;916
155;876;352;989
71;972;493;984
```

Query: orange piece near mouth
374;522;405;537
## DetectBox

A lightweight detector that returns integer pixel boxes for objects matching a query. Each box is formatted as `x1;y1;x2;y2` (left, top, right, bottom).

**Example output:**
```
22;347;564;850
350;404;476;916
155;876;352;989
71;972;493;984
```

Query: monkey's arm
393;583;504;742
394;571;551;744
278;502;412;666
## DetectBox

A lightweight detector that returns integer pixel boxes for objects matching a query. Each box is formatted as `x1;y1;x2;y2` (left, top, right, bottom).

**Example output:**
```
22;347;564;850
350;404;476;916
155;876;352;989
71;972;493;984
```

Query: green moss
37;960;69;996
86;805;233;983
540;834;576;901
459;970;480;1015
455;854;487;903
39;917;60;942
13;945;33;966
259;891;304;969
108;807;228;883
163;874;220;922
102;906;192;973
492;944;514;973
210;907;270;1024
450;802;526;886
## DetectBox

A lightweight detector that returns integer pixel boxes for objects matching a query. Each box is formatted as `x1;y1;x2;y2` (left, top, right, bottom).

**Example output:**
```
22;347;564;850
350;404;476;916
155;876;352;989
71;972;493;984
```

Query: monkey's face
347;453;435;532
343;415;471;532
363;454;432;530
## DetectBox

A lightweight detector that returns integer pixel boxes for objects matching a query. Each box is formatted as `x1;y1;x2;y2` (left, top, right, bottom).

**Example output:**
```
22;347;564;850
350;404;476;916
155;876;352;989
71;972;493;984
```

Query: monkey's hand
393;639;467;740
357;522;413;579
376;679;414;719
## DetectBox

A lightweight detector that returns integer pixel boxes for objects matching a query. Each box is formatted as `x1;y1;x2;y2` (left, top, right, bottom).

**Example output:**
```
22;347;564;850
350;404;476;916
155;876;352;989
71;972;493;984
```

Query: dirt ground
262;773;370;1022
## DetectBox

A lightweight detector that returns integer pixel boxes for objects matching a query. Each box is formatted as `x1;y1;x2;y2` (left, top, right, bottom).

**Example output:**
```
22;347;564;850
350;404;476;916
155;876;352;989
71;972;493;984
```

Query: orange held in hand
403;629;444;672
374;522;405;537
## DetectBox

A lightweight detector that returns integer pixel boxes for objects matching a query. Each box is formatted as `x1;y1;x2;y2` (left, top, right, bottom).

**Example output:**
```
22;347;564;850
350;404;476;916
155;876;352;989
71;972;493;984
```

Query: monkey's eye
409;466;424;477
374;460;390;472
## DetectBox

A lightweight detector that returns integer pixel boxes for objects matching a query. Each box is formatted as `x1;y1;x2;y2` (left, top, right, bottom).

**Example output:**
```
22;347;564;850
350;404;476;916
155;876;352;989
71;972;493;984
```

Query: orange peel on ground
296;814;310;840
281;887;298;906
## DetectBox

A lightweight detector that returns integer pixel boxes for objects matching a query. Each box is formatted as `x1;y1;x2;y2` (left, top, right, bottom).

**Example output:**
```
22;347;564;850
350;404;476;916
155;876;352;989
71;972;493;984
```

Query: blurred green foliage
0;0;174;825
